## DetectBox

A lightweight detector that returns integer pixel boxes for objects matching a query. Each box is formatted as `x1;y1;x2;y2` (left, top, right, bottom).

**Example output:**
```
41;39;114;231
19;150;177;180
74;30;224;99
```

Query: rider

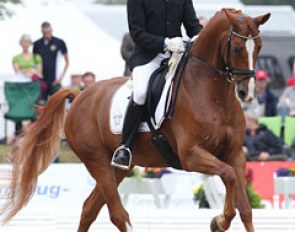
111;0;203;170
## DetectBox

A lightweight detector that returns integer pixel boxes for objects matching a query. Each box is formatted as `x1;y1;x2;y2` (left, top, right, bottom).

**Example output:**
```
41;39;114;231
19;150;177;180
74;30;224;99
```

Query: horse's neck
185;15;238;101
183;68;237;106
184;27;238;108
193;15;229;68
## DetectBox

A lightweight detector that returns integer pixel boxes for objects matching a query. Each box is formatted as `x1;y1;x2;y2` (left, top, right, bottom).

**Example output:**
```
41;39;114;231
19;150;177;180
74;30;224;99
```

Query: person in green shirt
12;34;43;80
11;34;47;136
12;34;47;101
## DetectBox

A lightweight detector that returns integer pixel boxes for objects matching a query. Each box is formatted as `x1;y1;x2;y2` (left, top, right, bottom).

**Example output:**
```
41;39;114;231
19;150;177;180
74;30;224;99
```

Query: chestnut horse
1;9;270;232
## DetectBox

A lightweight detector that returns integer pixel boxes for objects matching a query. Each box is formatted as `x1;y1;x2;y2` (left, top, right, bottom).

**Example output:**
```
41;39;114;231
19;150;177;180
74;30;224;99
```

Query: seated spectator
12;34;47;103
242;70;278;117
243;111;283;161
277;76;295;117
11;34;46;136
13;34;42;80
82;72;96;90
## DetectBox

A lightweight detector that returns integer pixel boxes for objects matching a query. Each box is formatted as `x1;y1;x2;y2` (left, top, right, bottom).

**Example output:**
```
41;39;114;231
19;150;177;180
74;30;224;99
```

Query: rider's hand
191;35;199;42
164;37;185;53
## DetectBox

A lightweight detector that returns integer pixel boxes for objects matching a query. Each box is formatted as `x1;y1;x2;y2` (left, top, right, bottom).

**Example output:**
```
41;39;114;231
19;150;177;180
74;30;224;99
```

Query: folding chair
284;116;295;147
258;116;282;138
4;82;40;123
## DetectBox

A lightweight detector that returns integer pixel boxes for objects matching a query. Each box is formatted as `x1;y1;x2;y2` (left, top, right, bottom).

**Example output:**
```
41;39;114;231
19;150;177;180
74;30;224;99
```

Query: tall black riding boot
111;99;144;170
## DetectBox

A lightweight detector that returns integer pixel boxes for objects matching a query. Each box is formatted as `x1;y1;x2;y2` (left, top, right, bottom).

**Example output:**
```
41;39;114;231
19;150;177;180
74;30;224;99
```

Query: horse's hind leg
78;186;104;232
81;154;132;232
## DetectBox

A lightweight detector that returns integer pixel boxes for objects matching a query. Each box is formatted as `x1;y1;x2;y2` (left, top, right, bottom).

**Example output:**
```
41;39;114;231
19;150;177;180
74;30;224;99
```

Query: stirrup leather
111;145;132;170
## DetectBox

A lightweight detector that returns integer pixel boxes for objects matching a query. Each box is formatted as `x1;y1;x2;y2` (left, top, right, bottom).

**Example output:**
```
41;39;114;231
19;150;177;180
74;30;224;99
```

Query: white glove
164;37;185;53
191;35;199;42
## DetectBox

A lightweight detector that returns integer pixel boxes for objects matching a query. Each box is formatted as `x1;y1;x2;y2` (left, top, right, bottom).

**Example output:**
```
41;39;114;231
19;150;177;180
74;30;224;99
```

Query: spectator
12;34;47;101
13;34;43;81
243;111;283;161
242;70;278;117
82;72;95;90
65;73;82;111
12;34;45;136
33;21;69;100
277;75;295;117
68;73;82;90
120;32;135;76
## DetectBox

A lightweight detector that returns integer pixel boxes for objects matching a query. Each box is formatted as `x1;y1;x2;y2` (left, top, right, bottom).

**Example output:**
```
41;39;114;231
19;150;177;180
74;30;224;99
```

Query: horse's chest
202;123;241;153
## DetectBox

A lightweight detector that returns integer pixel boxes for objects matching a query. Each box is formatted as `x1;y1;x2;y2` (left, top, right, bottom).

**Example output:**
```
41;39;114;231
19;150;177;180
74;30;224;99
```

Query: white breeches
132;52;171;105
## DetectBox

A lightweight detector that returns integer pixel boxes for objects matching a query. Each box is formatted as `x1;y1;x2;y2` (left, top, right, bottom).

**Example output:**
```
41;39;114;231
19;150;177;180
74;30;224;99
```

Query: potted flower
193;168;264;209
193;184;210;208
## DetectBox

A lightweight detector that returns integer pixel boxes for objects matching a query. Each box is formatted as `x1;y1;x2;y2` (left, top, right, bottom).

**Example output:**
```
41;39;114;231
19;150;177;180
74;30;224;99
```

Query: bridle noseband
192;27;260;83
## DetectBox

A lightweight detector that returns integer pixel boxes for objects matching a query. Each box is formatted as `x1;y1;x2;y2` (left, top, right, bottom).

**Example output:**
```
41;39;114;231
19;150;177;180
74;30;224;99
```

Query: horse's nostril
238;90;247;100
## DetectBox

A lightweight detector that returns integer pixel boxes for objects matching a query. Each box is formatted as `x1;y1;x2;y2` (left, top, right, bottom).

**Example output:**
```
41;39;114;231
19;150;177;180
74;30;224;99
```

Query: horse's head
223;9;270;102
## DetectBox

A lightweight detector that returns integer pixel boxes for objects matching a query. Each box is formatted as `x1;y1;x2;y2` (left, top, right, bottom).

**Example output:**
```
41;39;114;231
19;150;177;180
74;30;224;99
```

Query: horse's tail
1;88;80;223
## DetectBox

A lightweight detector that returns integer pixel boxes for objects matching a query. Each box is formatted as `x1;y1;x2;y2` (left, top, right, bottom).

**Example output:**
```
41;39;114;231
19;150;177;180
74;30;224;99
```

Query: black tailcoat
127;0;203;70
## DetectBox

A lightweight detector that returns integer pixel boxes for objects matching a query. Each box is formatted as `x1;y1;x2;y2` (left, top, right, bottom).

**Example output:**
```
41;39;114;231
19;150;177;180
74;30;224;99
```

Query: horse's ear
254;13;271;26
224;8;237;26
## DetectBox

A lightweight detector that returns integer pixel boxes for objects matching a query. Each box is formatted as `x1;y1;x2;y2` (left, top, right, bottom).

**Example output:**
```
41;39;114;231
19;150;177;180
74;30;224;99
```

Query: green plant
193;185;210;208
0;0;21;3
0;0;21;19
193;183;264;209
245;184;264;208
127;167;171;178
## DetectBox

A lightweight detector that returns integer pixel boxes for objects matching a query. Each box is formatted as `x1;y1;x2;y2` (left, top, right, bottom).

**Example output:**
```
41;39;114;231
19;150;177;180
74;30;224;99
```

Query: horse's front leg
181;145;237;231
226;149;255;232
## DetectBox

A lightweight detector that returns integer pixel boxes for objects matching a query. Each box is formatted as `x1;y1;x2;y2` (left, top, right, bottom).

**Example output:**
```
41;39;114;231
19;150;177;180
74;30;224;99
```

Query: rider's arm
127;0;165;53
183;0;203;38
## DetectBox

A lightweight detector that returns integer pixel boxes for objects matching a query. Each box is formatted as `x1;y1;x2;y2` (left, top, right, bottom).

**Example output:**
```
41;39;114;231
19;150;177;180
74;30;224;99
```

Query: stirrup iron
111;145;132;171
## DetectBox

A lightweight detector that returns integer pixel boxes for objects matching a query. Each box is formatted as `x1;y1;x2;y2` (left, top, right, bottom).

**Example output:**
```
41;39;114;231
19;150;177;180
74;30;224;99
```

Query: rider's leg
111;53;170;170
111;96;144;170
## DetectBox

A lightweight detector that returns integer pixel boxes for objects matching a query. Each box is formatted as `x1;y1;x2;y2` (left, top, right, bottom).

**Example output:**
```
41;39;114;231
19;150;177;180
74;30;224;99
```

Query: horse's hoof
210;216;225;232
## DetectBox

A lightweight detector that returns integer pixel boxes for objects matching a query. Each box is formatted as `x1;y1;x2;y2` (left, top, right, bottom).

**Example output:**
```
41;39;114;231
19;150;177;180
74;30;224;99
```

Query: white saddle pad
109;80;149;134
109;53;182;134
109;79;172;134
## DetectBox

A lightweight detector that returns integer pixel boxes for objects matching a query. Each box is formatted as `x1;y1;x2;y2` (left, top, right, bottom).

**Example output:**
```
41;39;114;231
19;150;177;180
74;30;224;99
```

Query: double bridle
192;27;260;83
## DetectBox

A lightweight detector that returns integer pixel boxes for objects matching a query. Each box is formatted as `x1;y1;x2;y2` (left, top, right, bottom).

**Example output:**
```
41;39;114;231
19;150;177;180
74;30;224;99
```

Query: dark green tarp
4;82;40;122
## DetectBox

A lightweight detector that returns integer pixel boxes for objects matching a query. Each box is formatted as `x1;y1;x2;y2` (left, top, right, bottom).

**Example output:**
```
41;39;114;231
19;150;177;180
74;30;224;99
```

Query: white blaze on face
245;37;256;101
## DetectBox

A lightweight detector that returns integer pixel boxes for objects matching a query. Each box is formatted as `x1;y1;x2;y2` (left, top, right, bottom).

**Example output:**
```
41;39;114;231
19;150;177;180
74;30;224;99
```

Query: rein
192;27;260;83
166;42;192;118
